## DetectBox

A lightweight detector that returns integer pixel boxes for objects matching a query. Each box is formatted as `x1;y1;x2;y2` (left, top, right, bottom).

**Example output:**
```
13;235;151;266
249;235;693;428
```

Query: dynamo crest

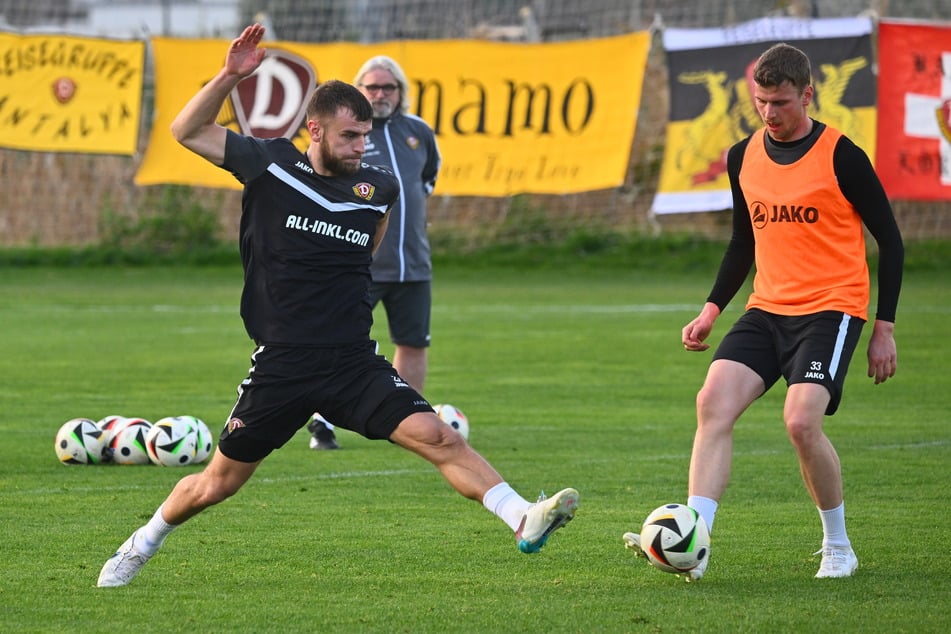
230;49;316;139
353;182;376;200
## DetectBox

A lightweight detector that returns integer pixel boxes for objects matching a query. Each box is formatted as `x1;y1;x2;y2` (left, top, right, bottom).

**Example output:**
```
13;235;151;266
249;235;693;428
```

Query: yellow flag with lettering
135;33;649;196
0;32;144;155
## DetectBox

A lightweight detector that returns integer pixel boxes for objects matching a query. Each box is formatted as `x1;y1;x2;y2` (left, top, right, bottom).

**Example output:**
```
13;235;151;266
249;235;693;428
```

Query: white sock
482;482;531;532
819;502;850;548
314;413;334;431
687;495;718;534
138;504;177;555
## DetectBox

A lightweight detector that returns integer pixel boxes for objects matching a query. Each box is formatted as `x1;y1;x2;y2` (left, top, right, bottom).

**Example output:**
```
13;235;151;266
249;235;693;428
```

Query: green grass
0;255;948;633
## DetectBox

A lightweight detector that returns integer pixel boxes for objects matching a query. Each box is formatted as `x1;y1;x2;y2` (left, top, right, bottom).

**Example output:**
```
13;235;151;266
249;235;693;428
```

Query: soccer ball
95;415;127;463
97;415;127;444
109;418;153;465
146;416;199;466
640;503;710;574
54;418;107;465
433;403;469;441
190;416;214;464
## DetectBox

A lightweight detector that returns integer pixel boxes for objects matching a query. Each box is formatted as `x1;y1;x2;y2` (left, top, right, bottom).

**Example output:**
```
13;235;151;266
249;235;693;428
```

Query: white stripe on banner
663;16;873;51
650;190;735;215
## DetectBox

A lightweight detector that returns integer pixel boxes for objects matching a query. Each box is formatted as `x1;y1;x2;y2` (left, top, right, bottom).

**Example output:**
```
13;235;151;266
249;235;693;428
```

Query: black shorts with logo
712;308;865;415
218;341;433;462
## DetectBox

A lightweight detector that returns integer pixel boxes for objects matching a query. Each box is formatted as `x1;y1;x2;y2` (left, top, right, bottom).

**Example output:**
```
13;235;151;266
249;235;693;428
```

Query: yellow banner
0;32;144;154
135;33;650;196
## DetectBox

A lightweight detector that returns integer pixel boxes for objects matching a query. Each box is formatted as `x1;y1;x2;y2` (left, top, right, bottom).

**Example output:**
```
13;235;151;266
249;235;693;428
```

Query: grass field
0;257;948;633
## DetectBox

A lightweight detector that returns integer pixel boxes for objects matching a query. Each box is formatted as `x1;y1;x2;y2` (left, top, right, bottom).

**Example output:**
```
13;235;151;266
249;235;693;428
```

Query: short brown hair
752;43;812;92
306;79;373;121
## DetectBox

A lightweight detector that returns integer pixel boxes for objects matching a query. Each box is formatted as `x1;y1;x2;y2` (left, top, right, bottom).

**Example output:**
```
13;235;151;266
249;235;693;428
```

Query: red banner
877;21;951;201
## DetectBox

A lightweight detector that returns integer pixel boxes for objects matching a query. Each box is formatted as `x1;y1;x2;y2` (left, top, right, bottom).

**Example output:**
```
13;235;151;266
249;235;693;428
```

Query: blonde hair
353;55;411;114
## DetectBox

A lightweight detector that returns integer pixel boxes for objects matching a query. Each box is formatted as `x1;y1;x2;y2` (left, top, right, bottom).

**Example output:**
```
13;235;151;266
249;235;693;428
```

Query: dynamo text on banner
652;16;876;215
135;33;649;196
0;32;144;155
876;20;951;201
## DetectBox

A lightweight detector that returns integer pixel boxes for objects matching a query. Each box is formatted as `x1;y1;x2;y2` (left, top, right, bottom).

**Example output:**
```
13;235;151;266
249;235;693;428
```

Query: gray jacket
364;112;441;282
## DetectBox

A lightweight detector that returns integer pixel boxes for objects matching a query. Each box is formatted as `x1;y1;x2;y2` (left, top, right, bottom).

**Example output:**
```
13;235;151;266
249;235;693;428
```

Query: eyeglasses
361;84;399;95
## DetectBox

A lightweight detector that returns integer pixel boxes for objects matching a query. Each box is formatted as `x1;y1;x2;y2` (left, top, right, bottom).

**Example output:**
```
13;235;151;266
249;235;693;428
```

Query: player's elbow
169;118;195;146
169;122;226;165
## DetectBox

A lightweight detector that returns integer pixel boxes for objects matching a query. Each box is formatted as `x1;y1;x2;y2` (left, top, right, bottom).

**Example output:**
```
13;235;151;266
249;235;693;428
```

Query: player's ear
801;85;814;107
306;118;321;142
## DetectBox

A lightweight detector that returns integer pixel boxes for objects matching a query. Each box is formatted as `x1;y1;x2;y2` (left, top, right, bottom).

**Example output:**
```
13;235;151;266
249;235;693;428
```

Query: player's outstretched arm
867;319;897;384
170;23;267;165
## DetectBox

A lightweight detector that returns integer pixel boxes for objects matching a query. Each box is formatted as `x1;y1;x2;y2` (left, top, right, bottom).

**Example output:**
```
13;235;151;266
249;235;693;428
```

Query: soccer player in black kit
98;23;578;587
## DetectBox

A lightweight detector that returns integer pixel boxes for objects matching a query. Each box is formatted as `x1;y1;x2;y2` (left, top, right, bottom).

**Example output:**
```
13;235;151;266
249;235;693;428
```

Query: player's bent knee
392;413;464;457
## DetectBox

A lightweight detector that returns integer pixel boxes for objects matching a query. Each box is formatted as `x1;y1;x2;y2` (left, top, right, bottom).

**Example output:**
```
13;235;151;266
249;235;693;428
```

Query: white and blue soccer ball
108;418;153;465
146;416;199;466
432;403;469;441
640;503;710;574
54;418;107;465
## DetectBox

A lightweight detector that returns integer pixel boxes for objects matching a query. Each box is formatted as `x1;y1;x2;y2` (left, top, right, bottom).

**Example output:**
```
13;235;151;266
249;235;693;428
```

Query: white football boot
97;529;153;587
516;488;579;553
814;546;859;578
622;531;646;557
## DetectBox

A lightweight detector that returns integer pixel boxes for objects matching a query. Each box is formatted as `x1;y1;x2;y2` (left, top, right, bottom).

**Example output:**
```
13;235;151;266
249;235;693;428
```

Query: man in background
308;55;441;450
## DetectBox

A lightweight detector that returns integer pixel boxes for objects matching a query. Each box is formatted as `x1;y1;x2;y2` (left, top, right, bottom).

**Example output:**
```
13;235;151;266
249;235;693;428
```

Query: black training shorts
369;281;431;348
218;341;433;462
712;308;865;415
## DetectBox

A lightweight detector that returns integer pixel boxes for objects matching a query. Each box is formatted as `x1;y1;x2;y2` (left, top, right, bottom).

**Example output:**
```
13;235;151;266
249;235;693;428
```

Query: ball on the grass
109;418;152;465
432;403;469;441
96;415;127;446
640;503;710;574
189;416;214;464
54;418;107;465
146;416;198;466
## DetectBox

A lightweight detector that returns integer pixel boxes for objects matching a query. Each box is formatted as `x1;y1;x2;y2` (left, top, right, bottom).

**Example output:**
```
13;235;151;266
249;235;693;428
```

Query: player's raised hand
225;23;267;78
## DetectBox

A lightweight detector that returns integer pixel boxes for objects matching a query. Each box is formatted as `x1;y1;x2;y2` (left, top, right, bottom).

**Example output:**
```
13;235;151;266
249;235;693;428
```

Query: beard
319;137;361;176
372;100;395;119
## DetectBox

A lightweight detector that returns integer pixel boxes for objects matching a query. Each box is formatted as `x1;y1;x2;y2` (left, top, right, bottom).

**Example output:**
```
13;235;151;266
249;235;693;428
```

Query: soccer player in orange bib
624;43;903;581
